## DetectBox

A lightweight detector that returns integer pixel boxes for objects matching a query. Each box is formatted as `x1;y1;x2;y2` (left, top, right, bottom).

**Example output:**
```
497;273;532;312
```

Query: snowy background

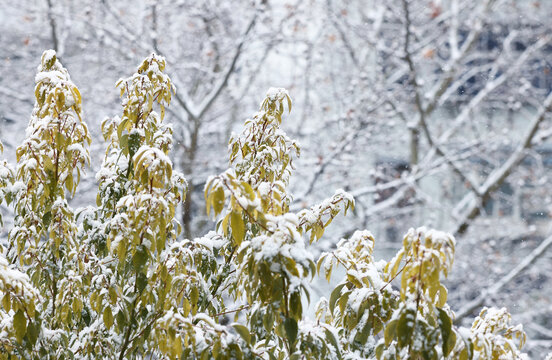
1;0;552;356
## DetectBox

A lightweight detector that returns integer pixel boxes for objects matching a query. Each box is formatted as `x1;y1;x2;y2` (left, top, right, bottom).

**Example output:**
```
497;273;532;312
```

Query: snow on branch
454;233;552;323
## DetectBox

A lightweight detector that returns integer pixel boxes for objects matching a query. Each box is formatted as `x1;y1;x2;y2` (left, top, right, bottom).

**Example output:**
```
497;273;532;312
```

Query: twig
454;234;552;323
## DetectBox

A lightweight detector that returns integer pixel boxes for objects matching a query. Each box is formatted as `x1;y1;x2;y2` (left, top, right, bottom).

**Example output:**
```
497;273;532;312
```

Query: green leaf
338;291;350;314
2;294;10;312
120;134;129;155
128;132;141;157
232;323;251;344
42;211;52;227
44;156;54;172
289;291;302;320
116;310;126;332
65;171;74;194
286;93;292;113
384;319;398;346
375;344;384;359
103;307;114;330
136;272;148;293
190;286;199;309
284;317;298;346
173;335;183;359
26;320;39;345
324;329;342;360
437;284;448;307
132;246;149;271
263;311;274;333
329;283;345;314
55;132;66;149
397;308;415;347
108;287;118;305
117;118;128;140
14;309;26;343
436;307;454;357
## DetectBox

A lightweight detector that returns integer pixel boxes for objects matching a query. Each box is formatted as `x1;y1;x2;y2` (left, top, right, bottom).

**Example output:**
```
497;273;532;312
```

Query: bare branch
194;14;257;120
433;34;551;149
454;90;552;235
401;0;481;193
454;233;552;323
424;0;496;116
326;0;359;67
171;13;257;122
45;0;59;53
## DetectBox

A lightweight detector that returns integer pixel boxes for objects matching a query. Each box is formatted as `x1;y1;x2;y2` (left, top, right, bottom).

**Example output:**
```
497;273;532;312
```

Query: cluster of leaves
0;51;539;360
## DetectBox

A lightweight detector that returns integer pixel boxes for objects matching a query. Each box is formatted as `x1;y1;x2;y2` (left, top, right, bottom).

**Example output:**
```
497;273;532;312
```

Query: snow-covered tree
0;50;541;359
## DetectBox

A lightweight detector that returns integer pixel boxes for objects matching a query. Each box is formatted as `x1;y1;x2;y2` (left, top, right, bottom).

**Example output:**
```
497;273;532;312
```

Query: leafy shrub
0;51;533;359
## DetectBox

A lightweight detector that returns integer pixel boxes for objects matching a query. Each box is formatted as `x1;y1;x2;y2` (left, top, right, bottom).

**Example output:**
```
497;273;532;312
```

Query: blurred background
1;0;552;356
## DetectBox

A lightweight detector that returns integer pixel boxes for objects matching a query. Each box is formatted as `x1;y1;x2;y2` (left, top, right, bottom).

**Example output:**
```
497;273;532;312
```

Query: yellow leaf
212;186;225;216
231;212;245;245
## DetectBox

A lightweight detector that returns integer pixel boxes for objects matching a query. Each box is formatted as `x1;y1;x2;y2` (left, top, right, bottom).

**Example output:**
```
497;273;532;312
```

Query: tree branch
45;0;59;53
326;0;359;67
454;233;552;323
172;13;257;122
424;0;496;116
401;0;481;193
454;90;552;235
